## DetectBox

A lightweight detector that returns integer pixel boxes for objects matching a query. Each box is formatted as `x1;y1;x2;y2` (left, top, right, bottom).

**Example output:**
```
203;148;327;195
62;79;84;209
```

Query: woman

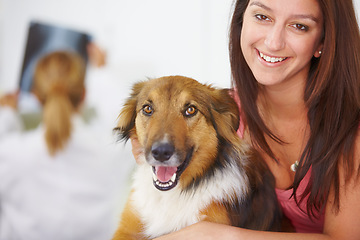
135;0;360;239
0;51;128;240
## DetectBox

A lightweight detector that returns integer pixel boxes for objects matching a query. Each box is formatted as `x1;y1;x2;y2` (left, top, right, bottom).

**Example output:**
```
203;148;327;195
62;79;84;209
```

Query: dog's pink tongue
156;166;177;182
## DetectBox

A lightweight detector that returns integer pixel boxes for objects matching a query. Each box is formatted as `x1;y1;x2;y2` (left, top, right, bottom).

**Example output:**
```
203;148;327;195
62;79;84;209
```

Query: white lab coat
0;107;23;139
0;109;134;240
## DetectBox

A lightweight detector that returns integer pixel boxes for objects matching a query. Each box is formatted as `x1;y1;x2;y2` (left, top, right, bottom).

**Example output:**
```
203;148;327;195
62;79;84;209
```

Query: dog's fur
112;76;281;239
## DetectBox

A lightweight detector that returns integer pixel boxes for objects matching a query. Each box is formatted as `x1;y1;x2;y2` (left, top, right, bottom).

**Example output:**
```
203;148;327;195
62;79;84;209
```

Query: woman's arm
321;129;360;239
153;221;330;240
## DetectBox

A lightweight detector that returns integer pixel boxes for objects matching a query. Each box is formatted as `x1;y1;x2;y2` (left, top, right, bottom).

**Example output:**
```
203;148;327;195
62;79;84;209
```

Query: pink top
275;173;324;233
234;92;324;233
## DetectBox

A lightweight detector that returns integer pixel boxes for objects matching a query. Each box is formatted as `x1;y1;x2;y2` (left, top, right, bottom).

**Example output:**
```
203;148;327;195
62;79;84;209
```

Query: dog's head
115;76;240;191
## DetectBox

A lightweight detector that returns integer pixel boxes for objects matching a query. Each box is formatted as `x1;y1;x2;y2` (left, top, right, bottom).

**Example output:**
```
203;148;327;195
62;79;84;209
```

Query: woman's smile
257;49;288;64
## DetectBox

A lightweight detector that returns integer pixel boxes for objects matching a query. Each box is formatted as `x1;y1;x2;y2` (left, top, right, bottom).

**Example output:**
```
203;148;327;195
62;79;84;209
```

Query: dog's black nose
151;143;175;162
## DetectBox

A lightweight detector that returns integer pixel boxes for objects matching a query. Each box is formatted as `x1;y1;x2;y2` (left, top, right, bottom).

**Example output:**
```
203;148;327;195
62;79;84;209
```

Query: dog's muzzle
149;143;193;191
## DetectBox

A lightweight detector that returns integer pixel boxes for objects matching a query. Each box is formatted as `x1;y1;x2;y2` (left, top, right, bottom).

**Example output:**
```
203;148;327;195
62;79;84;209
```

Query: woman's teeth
259;52;286;63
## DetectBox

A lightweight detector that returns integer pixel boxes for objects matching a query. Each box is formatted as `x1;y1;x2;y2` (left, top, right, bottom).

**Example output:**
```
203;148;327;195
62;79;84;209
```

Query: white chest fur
130;163;249;238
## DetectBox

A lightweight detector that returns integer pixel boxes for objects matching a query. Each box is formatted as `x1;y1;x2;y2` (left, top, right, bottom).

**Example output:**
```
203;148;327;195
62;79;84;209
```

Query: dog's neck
130;160;249;238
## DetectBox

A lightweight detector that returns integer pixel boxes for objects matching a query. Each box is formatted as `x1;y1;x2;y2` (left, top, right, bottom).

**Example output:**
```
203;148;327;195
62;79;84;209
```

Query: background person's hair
33;51;86;156
229;0;360;216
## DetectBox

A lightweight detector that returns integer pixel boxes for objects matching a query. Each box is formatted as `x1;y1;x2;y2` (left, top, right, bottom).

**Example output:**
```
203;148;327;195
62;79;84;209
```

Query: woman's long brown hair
229;0;360;217
33;51;86;156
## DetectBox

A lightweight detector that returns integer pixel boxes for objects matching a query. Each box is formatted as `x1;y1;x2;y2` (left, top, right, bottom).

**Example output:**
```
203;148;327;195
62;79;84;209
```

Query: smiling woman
145;0;360;239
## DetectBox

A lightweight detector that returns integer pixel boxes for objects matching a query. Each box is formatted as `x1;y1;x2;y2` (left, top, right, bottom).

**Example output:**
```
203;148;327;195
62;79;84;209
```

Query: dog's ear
114;81;146;142
209;89;240;143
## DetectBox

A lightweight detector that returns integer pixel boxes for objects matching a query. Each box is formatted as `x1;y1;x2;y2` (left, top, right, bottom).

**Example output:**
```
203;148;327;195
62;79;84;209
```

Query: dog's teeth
152;172;158;181
154;179;175;188
152;169;178;189
152;168;178;188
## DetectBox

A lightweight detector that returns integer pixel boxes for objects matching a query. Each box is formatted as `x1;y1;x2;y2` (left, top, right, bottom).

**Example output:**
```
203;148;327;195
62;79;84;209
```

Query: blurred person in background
0;50;128;240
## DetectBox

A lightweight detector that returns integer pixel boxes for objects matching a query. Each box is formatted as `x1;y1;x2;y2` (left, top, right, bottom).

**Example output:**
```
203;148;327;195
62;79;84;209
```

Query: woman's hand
130;136;145;164
87;42;106;68
0;92;19;109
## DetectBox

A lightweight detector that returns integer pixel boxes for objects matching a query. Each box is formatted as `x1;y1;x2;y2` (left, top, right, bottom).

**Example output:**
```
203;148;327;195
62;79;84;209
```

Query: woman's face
240;0;323;88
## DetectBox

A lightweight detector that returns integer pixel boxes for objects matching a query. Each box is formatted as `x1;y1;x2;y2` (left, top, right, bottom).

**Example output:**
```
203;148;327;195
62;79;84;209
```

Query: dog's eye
142;105;153;116
185;105;197;117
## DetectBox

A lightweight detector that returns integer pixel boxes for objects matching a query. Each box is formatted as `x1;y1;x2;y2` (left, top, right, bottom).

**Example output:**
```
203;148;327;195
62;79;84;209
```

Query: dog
112;76;281;239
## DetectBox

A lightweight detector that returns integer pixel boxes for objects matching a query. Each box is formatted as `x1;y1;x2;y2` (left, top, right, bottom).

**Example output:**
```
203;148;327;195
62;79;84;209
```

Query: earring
318;50;322;55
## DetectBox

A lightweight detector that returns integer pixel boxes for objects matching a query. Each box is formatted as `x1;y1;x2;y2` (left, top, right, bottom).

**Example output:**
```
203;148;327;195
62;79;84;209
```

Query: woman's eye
142;105;153;116
255;14;270;21
185;105;197;117
291;23;309;32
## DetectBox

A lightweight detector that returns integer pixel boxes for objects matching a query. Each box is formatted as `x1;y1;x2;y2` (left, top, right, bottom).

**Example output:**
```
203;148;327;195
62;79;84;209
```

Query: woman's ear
314;50;322;58
314;43;324;58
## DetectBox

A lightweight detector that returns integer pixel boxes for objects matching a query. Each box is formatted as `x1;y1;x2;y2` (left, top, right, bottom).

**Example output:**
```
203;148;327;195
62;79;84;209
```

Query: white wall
0;0;234;96
356;0;360;17
1;0;360;100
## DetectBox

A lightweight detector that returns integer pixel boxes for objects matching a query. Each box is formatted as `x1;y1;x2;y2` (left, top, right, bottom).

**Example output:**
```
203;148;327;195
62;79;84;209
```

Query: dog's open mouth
151;148;193;191
152;166;178;191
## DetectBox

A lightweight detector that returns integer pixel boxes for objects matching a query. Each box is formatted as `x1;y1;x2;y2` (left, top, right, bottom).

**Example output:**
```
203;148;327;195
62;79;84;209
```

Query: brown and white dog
112;76;281;239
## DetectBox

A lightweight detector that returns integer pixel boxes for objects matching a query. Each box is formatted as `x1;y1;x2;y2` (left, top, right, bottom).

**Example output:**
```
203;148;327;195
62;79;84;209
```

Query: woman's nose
264;25;285;51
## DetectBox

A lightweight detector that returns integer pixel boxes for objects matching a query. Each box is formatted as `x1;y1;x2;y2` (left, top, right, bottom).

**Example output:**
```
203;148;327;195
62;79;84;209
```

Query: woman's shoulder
0;127;44;160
